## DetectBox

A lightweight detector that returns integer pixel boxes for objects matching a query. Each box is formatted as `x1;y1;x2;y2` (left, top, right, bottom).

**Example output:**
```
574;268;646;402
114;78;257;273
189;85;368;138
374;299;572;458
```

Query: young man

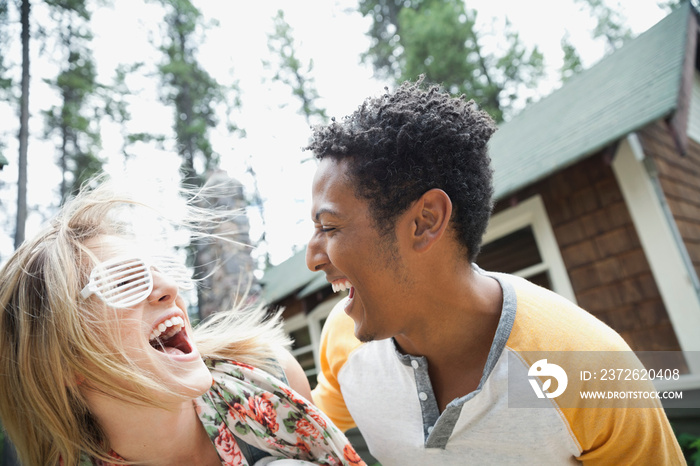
304;78;684;465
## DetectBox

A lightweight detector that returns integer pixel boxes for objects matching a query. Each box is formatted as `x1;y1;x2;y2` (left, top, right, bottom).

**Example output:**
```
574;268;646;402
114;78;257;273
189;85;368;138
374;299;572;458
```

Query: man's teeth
149;316;185;342
332;280;353;293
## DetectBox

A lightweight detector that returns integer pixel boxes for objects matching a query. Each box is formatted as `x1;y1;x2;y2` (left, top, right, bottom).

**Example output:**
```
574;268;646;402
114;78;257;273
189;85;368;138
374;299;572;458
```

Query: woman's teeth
149;316;185;343
332;280;353;293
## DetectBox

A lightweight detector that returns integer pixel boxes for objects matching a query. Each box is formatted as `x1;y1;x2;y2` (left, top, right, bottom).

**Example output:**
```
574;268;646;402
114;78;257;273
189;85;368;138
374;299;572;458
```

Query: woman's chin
156;356;213;399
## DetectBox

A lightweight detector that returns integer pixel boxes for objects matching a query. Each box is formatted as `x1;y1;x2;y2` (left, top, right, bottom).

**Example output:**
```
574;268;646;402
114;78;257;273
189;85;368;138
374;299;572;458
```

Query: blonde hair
0;175;289;465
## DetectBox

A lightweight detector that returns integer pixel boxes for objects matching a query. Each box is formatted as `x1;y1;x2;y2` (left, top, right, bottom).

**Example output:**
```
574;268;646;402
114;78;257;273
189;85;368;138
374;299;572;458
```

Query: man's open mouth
332;279;355;299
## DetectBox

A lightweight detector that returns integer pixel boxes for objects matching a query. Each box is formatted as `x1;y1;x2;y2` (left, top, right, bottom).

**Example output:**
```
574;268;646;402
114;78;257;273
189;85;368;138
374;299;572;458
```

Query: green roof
490;2;693;199
259;246;319;303
0;153;8;167
298;272;332;298
261;4;695;304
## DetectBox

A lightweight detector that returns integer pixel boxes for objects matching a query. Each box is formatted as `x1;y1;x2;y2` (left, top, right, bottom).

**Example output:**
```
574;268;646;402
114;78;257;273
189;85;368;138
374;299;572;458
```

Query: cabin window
478;226;553;290
478;195;576;302
284;300;336;388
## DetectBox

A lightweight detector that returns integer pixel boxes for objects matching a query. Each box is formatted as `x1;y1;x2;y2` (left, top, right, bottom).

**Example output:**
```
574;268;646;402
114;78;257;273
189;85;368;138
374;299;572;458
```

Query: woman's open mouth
148;316;193;355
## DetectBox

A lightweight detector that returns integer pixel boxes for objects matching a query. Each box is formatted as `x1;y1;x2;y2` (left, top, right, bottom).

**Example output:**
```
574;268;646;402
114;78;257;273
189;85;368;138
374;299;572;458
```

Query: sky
0;0;671;268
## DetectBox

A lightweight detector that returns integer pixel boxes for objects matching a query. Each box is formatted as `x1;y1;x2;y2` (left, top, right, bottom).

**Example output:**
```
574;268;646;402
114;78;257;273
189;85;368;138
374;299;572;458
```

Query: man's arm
563;352;684;464
571;403;684;465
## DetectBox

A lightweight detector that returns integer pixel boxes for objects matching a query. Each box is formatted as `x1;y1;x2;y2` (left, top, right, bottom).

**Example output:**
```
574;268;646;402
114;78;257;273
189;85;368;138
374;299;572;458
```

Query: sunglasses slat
101;281;151;299
82;255;193;308
94;271;149;289
153;256;194;291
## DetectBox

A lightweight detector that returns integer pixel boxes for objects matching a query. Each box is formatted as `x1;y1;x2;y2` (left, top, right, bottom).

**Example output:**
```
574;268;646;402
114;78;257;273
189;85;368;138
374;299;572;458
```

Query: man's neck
394;268;504;411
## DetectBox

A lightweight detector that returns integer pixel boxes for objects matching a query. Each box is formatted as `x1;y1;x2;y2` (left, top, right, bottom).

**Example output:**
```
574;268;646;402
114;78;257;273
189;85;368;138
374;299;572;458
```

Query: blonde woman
0;178;365;466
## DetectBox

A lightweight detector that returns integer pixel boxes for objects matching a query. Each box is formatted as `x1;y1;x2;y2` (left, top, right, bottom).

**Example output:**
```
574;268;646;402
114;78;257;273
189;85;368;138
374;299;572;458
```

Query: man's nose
306;234;328;272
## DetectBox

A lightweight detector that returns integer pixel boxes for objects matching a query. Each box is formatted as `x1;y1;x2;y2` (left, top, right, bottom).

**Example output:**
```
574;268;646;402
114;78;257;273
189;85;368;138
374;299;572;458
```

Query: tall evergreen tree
359;0;544;122
155;0;251;319
0;0;15;225
573;0;634;53
0;0;33;251
106;62;168;160
156;0;223;187
266;9;327;126
42;0;103;201
561;0;657;80
0;0;14;109
16;0;30;247
0;3;11;183
658;0;686;10
560;33;584;82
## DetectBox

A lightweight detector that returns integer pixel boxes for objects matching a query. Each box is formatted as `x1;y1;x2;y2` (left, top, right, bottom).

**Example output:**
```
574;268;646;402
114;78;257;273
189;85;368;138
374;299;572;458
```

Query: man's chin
354;323;376;343
347;297;377;342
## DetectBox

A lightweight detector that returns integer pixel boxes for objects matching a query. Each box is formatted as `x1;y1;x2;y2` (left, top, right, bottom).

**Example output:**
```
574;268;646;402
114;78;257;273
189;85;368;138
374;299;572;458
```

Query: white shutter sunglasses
80;255;194;308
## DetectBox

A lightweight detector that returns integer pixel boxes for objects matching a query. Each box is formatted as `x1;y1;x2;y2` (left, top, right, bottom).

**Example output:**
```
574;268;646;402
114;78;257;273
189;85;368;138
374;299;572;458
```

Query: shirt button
411;360;419;369
418;392;428;401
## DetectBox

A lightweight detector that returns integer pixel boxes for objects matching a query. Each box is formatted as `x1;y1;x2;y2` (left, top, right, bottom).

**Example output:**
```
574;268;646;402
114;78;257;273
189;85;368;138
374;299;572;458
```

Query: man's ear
410;189;452;252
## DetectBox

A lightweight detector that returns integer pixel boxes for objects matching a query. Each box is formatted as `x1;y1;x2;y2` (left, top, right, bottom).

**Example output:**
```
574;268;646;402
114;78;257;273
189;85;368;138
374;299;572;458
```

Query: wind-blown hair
0;176;288;466
305;76;497;261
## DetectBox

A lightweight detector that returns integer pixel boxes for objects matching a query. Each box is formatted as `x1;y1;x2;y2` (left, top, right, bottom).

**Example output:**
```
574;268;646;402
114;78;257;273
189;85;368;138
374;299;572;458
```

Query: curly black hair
304;77;497;262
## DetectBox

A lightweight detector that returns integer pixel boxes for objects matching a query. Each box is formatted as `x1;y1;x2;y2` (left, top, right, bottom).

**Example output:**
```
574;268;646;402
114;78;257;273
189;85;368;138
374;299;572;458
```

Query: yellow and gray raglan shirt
311;268;684;465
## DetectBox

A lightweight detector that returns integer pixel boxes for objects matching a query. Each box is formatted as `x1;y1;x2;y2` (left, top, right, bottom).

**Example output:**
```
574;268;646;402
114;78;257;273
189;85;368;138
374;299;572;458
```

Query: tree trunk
14;0;30;249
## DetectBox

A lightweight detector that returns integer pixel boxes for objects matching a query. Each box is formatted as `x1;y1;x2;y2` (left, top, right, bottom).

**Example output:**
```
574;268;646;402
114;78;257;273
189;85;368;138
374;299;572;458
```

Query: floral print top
196;359;365;465
75;359;365;466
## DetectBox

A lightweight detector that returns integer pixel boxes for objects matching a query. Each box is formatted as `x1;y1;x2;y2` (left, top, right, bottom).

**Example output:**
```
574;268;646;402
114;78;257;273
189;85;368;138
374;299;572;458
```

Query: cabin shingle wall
638;120;700;281
493;147;682;352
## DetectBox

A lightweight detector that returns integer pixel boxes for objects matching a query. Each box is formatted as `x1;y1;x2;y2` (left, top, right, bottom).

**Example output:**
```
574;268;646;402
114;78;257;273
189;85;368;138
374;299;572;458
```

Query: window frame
283;295;342;384
481;195;577;303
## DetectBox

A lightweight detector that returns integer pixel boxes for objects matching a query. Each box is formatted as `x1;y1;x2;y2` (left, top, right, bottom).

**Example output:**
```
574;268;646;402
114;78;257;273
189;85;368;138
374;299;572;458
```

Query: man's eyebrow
314;208;340;222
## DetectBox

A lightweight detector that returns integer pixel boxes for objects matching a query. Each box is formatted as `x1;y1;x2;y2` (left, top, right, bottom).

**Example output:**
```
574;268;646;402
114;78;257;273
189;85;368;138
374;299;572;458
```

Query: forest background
0;0;680;273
